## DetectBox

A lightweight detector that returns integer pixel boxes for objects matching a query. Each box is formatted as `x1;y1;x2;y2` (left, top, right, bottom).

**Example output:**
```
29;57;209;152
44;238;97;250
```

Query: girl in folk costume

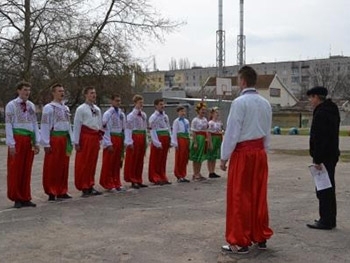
207;107;223;178
189;102;212;181
171;105;190;183
99;94;126;192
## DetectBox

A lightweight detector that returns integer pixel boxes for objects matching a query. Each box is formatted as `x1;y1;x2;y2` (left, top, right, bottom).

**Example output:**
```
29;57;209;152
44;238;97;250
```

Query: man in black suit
306;86;340;230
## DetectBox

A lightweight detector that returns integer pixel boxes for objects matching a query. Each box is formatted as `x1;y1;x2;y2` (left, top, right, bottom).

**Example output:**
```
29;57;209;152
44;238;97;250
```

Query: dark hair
154;98;164;106
82;86;95;95
16;81;31;90
176;105;185;112
238;66;257;87
111;94;120;100
133;94;143;103
50;83;63;93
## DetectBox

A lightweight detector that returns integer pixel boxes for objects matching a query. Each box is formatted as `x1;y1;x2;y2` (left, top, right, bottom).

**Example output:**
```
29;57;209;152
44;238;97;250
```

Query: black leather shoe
162;181;172;185
57;194;72;199
90;188;102;196
14;201;22;209
138;183;148;188
209;173;221;178
314;219;336;229
306;222;332;230
22;201;36;207
48;194;56;201
131;183;140;189
81;189;91;197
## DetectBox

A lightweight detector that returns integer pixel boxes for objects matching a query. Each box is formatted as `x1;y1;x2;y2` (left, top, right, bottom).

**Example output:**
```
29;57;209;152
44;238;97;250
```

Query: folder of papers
308;164;332;191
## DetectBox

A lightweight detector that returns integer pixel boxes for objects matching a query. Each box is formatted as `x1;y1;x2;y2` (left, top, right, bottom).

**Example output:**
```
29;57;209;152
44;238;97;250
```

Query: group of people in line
5;82;224;208
5;65;339;255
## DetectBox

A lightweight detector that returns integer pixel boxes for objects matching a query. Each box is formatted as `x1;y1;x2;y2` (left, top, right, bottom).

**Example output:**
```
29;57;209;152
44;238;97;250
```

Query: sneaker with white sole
221;244;249;254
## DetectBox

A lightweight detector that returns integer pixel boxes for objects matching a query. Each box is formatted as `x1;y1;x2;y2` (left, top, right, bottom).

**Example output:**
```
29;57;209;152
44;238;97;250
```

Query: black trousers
316;161;337;227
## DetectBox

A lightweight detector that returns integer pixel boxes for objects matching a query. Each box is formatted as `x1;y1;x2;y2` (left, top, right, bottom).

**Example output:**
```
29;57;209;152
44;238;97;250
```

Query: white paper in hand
308;164;332;191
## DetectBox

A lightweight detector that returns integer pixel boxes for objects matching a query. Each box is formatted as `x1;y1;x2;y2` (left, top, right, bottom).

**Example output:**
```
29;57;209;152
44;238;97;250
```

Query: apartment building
143;55;350;99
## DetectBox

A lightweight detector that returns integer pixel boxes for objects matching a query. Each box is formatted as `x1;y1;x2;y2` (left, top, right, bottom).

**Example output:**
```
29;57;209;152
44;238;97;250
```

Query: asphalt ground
0;135;349;263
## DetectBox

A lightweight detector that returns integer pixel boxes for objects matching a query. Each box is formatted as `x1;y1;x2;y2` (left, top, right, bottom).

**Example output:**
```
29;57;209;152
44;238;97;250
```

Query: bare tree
0;0;182;105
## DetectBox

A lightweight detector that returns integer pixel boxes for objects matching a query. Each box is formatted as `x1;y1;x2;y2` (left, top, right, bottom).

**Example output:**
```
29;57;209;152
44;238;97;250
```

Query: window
291;76;299;83
270;88;281;97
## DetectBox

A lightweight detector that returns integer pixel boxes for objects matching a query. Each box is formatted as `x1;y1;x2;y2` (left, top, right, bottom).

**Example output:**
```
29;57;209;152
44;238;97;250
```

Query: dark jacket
309;99;340;164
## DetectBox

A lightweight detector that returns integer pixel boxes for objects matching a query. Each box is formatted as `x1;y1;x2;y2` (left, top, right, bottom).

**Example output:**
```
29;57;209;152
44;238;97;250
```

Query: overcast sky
134;0;350;70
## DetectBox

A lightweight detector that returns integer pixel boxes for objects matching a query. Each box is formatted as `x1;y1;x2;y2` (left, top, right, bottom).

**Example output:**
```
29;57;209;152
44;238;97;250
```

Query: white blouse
102;107;126;148
124;108;147;146
73;103;102;144
5;97;40;147
40;101;72;147
149;110;171;147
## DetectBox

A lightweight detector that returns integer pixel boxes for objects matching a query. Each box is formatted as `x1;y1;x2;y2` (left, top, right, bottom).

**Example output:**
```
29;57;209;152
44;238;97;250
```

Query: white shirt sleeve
73;106;83;145
149;114;162;147
40;105;53;147
5;102;15;147
221;100;244;161
102;111;112;148
171;119;179;147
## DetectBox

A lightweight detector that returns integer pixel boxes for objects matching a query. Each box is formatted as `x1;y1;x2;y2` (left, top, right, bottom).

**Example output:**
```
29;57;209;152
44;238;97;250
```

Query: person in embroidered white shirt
99;94;126;192
73;86;103;197
148;98;172;185
5;81;40;208
40;83;73;202
220;66;273;254
123;94;148;189
189;102;211;181
171;105;190;183
207;107;223;178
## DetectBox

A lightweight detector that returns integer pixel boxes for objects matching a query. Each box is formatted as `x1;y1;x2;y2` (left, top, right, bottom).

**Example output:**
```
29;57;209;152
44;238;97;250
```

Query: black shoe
314;219;336;229
306;221;332;230
221;245;249;254
162;181;172;185
154;182;163;186
131;183;140;189
82;189;91;197
257;241;267;250
137;183;148;188
57;194;72;199
177;178;190;183
48;194;56;201
90;188;102;196
14;201;22;209
209;173;221;178
22;201;36;207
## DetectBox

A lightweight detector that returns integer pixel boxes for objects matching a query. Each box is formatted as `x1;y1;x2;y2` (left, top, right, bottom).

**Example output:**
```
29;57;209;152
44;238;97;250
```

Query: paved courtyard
0;135;349;263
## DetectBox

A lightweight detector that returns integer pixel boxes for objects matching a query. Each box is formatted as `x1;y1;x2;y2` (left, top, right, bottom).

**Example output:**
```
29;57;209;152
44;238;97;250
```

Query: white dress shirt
102;107;126;148
124;108;147;146
221;88;272;161
149;110;171;148
5;97;40;147
40;101;72;147
73;103;102;144
171;117;190;147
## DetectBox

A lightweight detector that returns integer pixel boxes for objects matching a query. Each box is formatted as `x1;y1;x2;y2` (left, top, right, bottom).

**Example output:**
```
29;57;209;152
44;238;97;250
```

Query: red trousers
124;133;146;184
148;134;170;183
43;136;70;196
7;135;34;202
226;138;273;247
100;135;123;189
174;137;189;179
74;126;100;191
